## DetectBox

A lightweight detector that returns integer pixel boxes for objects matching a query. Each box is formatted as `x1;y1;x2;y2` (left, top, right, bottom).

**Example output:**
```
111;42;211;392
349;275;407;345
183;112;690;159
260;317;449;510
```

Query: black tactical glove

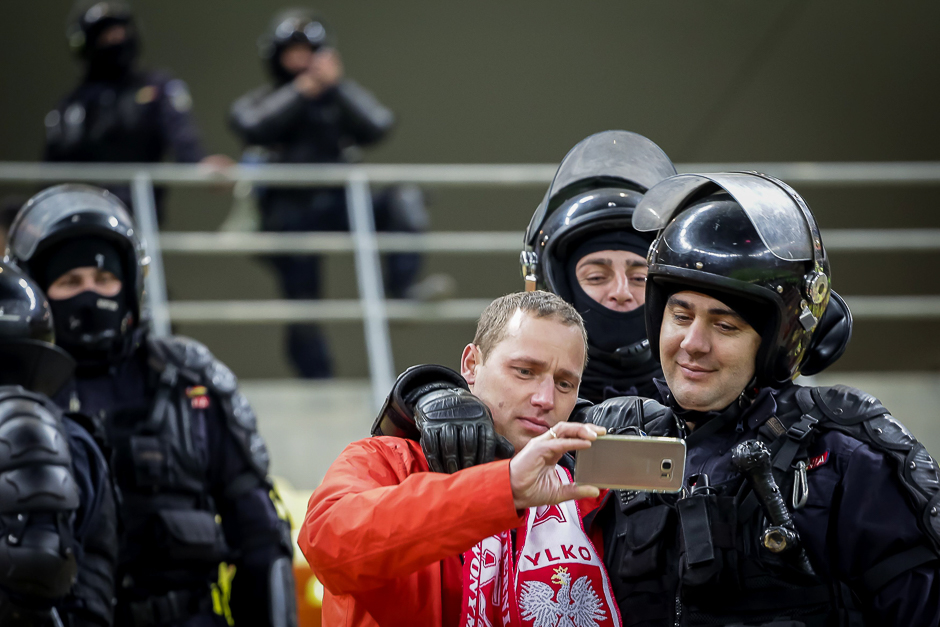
566;397;595;423
371;364;514;473
575;396;668;435
371;364;470;440
413;388;515;474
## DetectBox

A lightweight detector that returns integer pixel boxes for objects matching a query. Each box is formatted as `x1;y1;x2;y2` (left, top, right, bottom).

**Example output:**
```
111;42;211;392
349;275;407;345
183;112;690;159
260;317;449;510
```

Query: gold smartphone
574;435;686;492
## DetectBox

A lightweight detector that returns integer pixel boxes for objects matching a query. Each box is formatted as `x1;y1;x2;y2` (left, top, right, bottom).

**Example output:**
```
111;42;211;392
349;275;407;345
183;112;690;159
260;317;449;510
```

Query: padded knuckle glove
580;396;667;435
371;364;468;439
414;388;514;474
568;397;595;423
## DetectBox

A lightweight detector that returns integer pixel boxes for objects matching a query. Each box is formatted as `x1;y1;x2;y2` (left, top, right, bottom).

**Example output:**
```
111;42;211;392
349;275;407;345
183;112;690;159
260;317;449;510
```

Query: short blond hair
473;291;588;368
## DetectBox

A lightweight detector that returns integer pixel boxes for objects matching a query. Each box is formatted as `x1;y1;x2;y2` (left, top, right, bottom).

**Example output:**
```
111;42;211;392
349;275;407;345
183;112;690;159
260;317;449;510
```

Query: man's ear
460;343;481;388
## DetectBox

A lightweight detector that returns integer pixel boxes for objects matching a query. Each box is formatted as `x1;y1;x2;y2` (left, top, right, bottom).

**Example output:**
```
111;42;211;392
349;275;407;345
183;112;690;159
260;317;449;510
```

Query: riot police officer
0;261;117;627
44;0;228;220
230;7;432;378
6;185;296;627
522;130;677;402
582;172;940;625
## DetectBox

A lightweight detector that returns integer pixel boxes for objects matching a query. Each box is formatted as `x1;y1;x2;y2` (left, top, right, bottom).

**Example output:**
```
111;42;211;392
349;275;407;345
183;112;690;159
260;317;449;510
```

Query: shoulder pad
148;334;238;394
810;385;888;425
220;390;270;479
163;78;193;113
0;387;79;598
148;336;268;478
0;388;80;513
148;335;215;377
807;385;940;553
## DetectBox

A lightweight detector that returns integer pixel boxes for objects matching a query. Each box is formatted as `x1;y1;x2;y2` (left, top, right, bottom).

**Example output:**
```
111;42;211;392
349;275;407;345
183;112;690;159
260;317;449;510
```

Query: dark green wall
2;1;939;377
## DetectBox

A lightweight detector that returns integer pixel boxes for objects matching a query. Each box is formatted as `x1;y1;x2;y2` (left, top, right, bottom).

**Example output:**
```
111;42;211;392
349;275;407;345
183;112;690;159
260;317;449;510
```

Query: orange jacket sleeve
299;437;523;595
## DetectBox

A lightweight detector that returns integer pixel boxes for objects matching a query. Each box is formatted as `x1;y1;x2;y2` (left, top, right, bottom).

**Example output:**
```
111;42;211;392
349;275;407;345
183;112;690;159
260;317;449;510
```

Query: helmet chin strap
737;376;761;409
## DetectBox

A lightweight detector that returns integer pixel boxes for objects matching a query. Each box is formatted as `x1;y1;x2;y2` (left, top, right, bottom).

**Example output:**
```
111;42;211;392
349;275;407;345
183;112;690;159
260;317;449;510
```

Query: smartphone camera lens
661;459;673;474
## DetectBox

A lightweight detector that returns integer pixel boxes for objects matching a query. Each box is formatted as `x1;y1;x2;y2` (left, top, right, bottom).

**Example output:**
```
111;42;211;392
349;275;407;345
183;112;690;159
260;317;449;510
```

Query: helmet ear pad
800;290;852;376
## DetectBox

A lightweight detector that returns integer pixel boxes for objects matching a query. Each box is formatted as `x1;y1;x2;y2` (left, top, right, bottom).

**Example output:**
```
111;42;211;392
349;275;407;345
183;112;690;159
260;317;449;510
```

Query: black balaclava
41;237;130;365
565;231;659;400
85;24;138;82
566;231;652;354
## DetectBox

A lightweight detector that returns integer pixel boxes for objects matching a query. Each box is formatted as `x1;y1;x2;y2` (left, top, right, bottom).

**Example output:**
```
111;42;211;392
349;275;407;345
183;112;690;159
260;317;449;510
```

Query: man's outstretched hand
510;422;606;510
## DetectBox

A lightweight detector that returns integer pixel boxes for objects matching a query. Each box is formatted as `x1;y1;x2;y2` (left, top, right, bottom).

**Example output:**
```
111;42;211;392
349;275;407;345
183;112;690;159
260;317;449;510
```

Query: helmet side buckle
799;303;818;331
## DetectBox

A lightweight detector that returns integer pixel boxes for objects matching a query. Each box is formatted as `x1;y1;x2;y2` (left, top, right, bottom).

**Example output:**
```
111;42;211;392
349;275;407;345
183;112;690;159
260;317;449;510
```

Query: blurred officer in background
522;130;677;403
6;185;296;627
0;261;117;627
230;8;439;379
43;0;231;222
582;172;940;625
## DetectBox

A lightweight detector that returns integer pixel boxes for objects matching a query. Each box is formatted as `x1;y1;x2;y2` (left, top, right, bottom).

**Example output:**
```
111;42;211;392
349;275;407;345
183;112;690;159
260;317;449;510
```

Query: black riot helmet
635;171;842;387
67;1;138;79
5;184;148;363
259;8;331;83
0;262;75;396
521;131;676;399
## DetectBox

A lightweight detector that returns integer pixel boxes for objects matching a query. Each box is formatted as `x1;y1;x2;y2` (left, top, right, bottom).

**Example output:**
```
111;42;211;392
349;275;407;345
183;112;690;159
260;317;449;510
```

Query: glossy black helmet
5;184;148;332
67;0;135;57
635;172;837;386
521;130;676;299
0;262;75;396
259;8;331;82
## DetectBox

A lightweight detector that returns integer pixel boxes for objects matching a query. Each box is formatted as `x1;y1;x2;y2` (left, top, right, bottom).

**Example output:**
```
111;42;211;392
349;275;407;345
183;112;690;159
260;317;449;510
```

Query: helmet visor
546;130;676;202
8;186;133;262
633;172;814;262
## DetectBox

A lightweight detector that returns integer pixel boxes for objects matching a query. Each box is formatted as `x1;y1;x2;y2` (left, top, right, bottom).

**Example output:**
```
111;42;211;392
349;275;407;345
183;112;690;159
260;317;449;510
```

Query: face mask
49;290;129;362
87;38;137;81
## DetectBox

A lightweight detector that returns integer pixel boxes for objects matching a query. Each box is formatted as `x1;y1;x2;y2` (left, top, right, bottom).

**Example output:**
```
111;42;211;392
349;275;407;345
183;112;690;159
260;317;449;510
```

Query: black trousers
260;186;424;378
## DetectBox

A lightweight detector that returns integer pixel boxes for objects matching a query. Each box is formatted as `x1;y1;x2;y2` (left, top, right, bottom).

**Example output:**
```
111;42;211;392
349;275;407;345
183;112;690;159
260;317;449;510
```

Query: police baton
732;439;816;576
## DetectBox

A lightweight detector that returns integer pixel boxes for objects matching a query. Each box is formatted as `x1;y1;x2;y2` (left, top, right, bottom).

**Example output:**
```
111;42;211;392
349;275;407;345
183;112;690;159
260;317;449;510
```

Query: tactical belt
125;588;213;627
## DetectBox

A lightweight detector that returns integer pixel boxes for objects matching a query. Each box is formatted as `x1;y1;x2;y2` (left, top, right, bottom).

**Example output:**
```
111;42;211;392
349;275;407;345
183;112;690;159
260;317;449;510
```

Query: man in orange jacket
300;291;620;626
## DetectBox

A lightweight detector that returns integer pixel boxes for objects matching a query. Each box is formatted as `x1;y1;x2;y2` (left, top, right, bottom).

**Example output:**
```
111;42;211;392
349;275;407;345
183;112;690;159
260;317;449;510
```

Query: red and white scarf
459;466;622;627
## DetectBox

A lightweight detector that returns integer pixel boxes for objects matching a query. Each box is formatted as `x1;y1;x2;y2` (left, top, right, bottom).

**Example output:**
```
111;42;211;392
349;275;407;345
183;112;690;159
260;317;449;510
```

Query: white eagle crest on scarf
519;566;607;627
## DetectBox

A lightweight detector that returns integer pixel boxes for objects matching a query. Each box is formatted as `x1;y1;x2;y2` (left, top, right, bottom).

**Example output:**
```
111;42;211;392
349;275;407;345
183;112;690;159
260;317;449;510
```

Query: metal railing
3;161;940;408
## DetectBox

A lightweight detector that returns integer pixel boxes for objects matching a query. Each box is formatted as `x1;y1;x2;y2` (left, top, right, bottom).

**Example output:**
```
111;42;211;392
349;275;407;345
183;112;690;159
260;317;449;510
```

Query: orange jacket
299;436;524;627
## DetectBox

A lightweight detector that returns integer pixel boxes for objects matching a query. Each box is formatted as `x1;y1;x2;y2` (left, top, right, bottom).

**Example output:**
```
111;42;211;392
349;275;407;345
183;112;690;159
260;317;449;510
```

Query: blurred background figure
43;0;232;223
230;7;450;379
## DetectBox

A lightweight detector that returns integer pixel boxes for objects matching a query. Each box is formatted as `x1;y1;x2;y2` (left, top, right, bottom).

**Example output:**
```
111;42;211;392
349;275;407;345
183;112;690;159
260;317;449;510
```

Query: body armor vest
105;336;271;593
601;385;940;627
107;370;228;591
